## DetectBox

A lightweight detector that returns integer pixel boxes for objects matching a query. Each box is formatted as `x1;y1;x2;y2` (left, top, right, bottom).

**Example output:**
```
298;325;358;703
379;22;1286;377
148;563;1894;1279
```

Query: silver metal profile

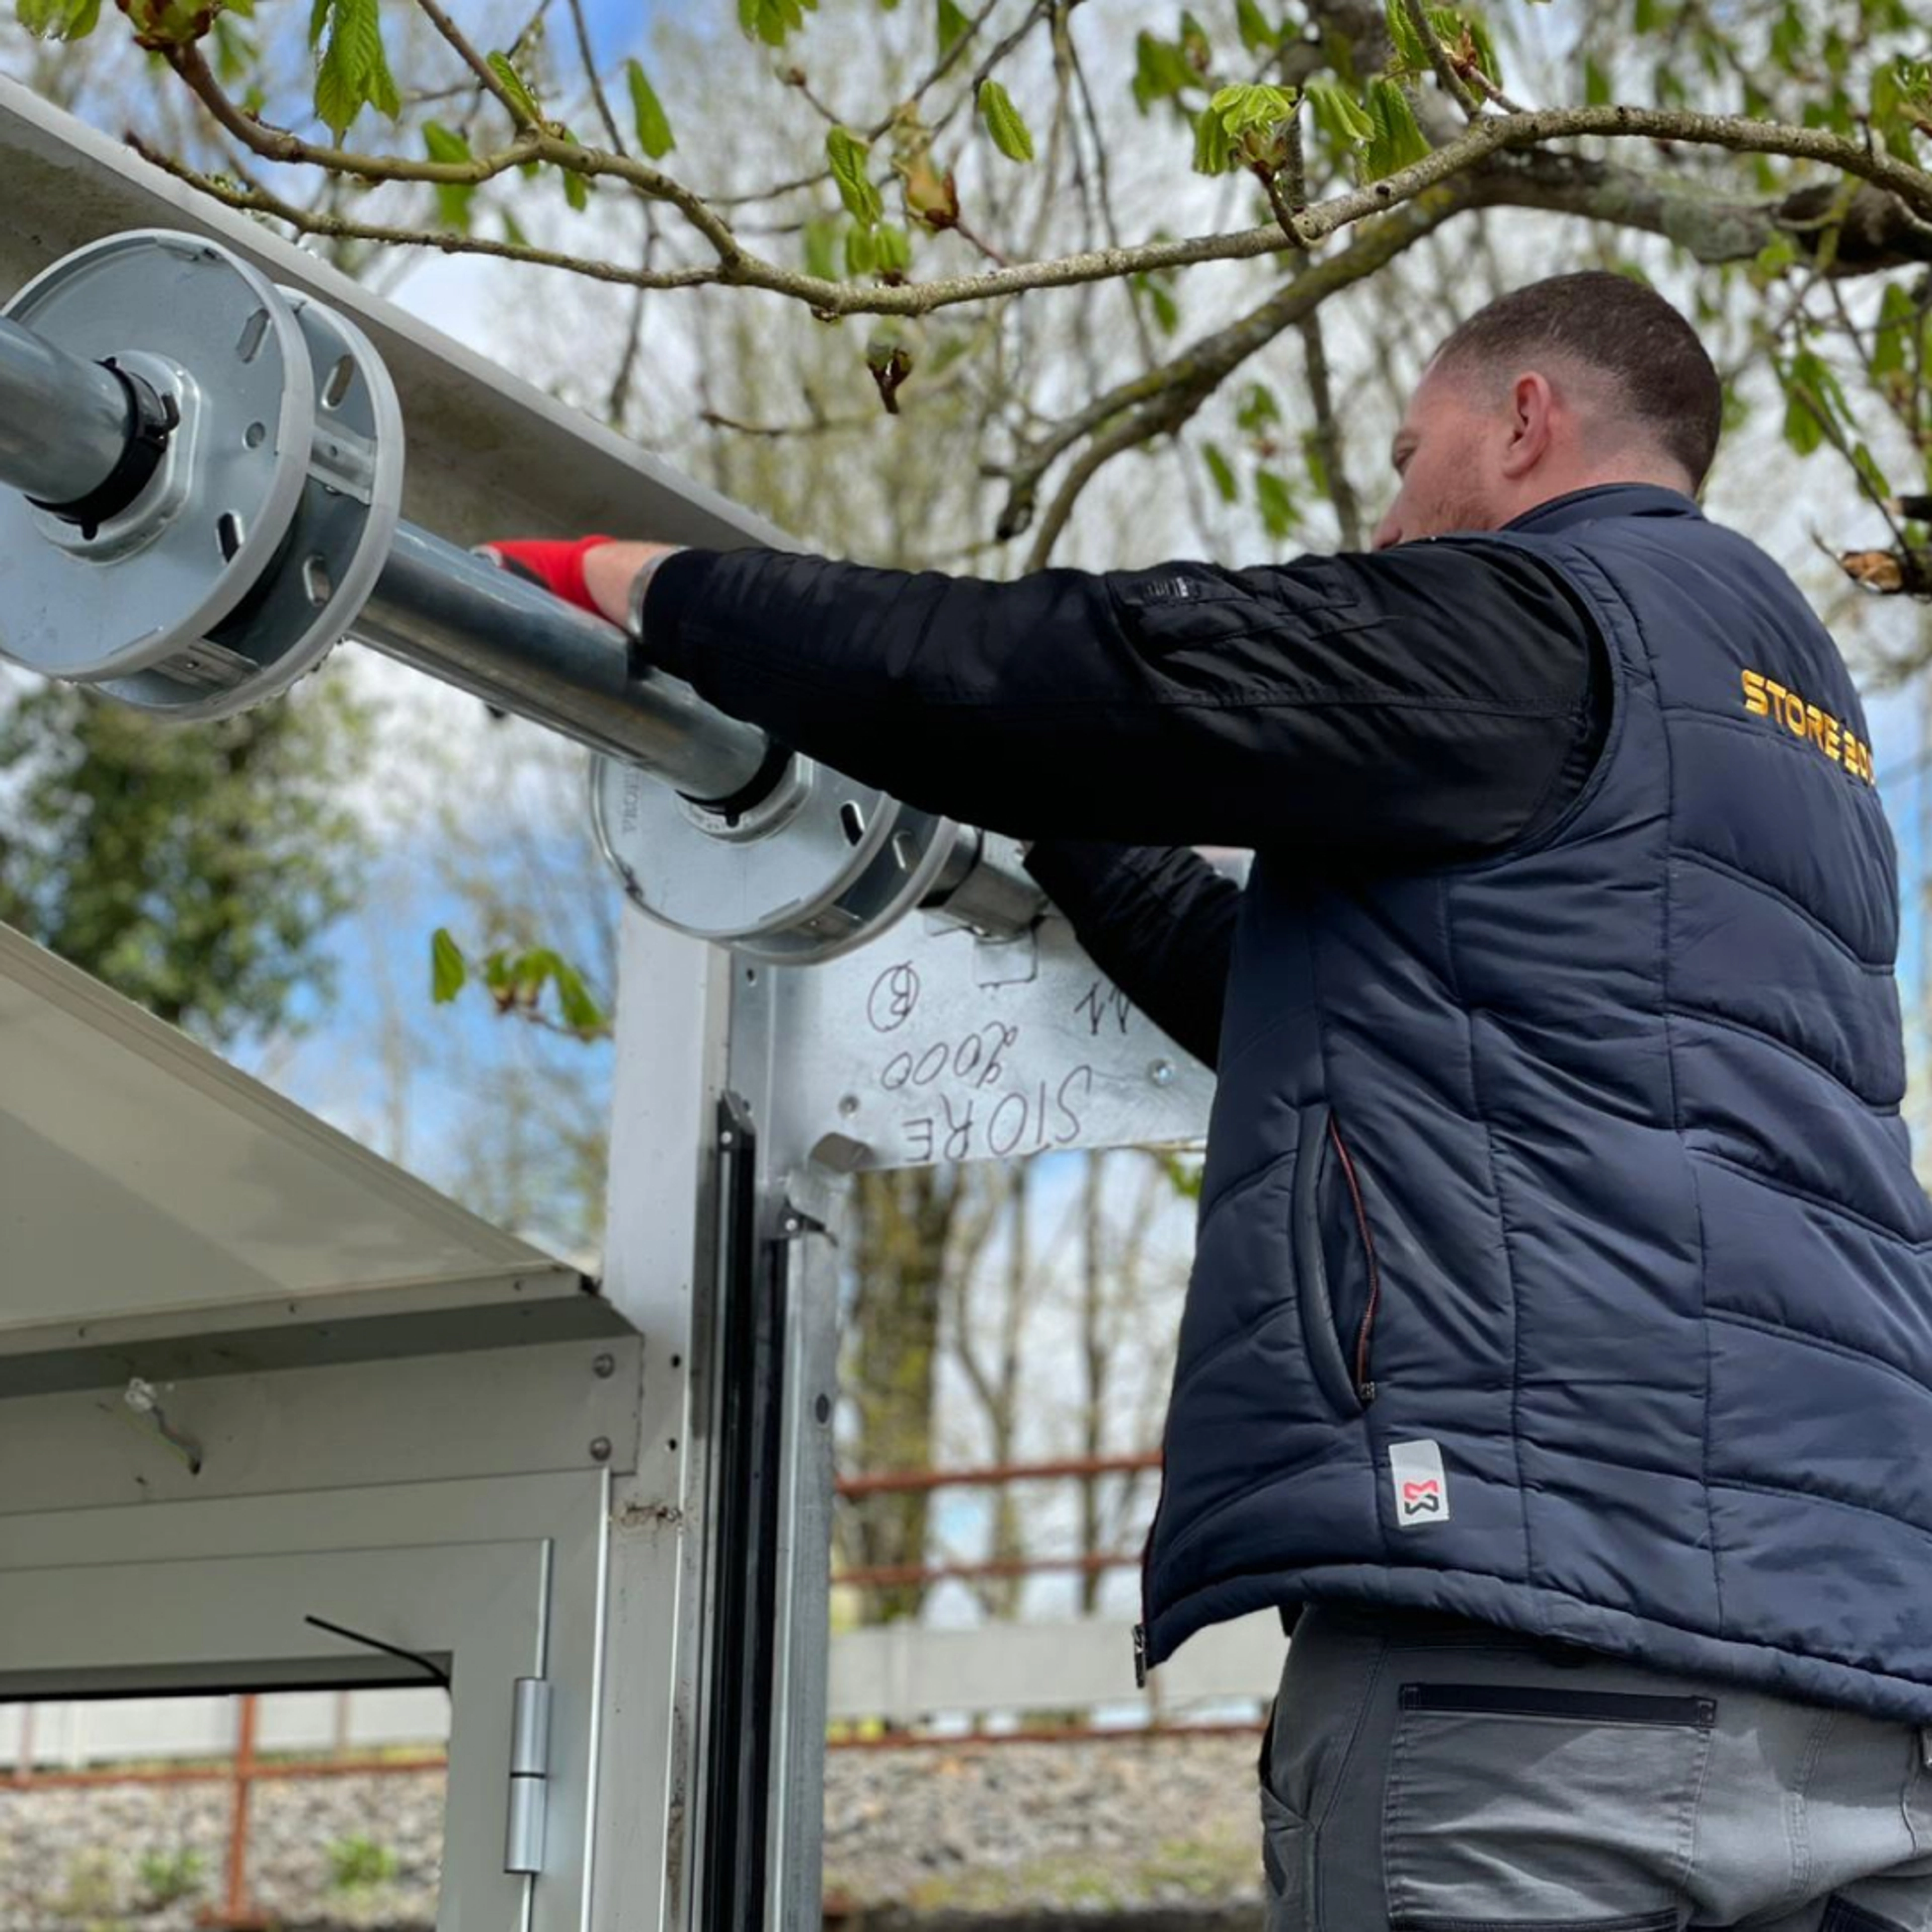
0;313;130;505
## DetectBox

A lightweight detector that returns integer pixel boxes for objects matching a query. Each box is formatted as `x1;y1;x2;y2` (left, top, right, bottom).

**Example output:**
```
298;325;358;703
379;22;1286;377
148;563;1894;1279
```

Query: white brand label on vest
1389;1439;1451;1528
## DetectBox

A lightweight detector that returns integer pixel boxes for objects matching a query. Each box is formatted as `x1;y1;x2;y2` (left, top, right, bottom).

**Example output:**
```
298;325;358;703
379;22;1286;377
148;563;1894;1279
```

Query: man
493;273;1932;1928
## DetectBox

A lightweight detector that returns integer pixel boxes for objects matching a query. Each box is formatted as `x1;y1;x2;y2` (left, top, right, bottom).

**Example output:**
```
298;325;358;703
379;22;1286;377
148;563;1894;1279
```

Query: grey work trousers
1261;1602;1932;1930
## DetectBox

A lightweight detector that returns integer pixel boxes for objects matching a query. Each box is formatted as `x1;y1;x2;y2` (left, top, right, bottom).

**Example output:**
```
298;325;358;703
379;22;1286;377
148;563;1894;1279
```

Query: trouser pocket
1259;1701;1311;1930
1383;1681;1714;1931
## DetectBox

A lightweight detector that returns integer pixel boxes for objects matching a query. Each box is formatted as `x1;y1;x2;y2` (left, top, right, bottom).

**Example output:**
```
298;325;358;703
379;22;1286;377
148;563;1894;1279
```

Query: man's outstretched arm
494;533;1605;1063
634;539;1604;855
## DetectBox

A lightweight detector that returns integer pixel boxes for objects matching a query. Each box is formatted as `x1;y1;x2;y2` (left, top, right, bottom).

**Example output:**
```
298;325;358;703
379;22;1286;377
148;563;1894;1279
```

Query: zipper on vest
1134;1440;1168;1687
1327;1117;1381;1405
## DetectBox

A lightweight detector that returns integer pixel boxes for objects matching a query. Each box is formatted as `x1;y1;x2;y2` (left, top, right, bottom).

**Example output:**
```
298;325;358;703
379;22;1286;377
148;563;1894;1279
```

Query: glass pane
0;1686;448;1925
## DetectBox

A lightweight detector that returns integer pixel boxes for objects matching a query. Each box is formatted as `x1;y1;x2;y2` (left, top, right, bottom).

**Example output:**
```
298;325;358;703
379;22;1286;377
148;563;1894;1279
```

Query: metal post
0;314;131;506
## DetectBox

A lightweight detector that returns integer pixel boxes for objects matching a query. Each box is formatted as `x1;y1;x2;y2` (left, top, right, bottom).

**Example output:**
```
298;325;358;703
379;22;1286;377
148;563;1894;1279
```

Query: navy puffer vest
1140;484;1932;1724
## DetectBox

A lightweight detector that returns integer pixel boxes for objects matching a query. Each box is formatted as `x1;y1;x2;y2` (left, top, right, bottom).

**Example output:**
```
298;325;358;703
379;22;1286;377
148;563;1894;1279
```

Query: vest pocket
1292;1103;1380;1415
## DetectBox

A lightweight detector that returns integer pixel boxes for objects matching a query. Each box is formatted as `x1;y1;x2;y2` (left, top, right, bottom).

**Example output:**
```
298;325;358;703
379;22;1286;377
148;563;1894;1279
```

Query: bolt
838;1093;860;1117
783;1216;801;1234
720;1131;735;1147
1149;1058;1175;1086
589;1437;612;1463
592;1352;616;1379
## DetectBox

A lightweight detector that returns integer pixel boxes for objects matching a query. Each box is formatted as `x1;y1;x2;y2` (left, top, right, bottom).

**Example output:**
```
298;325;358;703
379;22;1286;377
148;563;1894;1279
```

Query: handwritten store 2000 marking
897;1067;1096;1163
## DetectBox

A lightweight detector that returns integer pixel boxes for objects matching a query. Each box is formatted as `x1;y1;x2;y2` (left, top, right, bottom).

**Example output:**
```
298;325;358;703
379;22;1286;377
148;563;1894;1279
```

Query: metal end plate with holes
589;752;961;963
99;284;404;719
764;912;1217;1168
0;230;312;683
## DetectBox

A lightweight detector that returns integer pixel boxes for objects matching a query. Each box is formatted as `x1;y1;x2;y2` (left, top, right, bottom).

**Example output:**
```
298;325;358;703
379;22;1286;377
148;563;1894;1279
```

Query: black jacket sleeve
1019;842;1242;1069
641;538;1603;854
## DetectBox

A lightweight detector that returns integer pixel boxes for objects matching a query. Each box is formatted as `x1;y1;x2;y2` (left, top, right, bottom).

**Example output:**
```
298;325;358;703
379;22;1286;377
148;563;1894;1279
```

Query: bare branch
1401;0;1483;119
1299;307;1364;549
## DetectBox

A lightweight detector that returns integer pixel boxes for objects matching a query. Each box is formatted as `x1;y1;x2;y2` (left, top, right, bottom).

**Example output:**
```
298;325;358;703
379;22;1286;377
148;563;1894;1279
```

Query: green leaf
1192;104;1232;173
561;162;590;212
1235;381;1280;433
422;121;475;230
827;126;884;225
1177;8;1211;70
311;0;399;133
1254;468;1300;539
1384;0;1425;67
844;220;878;276
874;221;914;275
935;0;970;57
1750;232;1798;281
1852;440;1893;502
1235;0;1278;52
431;928;467;1004
551;959;606;1034
1872;281;1917;381
1131;30;1198;113
501;208;530;248
308;0;328;47
1872;57;1932;164
1363;75;1430;179
17;0;101;41
1202;441;1239;502
625;59;676;158
1303;76;1375;147
1206;80;1298;148
1136;274;1180;335
1582;52;1611;105
488;49;543;125
802;212;842;281
739;0;815;45
978;78;1034;162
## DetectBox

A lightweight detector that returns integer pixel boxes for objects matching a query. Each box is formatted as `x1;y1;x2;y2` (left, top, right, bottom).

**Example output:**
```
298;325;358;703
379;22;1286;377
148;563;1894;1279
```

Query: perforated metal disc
97;290;405;719
0;230;312;684
590;753;958;963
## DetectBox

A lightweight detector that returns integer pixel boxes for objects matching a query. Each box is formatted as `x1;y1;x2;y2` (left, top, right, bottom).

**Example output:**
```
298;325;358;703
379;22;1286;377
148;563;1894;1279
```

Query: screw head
589;1436;613;1463
838;1094;860;1117
592;1353;616;1379
1148;1058;1175;1086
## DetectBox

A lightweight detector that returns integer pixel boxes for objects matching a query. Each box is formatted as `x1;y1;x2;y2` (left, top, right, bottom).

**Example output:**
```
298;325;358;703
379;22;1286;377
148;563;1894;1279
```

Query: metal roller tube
355;525;774;803
0;314;135;506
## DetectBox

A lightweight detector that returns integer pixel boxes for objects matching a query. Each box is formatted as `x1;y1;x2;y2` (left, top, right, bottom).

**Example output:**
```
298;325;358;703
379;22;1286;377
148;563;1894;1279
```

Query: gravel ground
0;1733;1266;1928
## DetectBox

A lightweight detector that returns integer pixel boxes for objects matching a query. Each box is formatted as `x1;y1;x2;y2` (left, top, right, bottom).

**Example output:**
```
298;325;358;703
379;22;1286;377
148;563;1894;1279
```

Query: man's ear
1498;371;1556;480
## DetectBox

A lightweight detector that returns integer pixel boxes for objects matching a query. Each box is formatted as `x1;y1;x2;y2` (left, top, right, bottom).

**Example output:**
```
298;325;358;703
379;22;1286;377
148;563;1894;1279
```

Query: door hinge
504;1675;551;1876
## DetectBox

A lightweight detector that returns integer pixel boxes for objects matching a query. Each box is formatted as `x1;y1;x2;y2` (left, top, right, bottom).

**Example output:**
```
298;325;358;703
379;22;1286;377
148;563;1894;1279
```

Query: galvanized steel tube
0;314;134;506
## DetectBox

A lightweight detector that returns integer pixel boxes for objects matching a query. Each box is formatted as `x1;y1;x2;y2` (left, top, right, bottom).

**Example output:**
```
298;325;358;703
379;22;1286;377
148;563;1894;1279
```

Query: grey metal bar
0;314;131;506
355;525;773;803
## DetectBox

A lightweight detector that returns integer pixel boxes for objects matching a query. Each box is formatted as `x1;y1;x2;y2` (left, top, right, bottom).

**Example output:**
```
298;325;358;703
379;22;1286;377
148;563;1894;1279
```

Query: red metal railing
832;1450;1159;1591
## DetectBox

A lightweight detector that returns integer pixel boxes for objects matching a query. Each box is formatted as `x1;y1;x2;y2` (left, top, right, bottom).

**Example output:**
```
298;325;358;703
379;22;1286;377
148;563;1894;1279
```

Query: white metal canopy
0;919;589;1367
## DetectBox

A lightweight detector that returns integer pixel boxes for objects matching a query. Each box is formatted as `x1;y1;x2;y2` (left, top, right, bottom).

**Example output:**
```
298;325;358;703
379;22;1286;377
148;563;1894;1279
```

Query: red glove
476;536;616;614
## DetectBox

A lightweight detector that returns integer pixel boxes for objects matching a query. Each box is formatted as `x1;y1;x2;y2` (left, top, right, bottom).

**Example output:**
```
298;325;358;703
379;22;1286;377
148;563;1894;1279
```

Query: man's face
1371;357;1510;551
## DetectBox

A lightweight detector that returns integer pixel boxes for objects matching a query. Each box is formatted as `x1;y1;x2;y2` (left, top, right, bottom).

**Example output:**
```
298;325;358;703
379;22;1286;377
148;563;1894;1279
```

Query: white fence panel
0;1618;1284;1767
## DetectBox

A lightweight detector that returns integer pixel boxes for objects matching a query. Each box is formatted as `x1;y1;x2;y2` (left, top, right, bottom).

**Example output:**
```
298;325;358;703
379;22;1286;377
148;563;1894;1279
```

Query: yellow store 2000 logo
1741;670;1875;785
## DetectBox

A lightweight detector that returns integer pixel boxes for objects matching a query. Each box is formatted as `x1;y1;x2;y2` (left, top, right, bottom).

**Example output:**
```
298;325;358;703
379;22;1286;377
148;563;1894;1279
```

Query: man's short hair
1432;271;1724;488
